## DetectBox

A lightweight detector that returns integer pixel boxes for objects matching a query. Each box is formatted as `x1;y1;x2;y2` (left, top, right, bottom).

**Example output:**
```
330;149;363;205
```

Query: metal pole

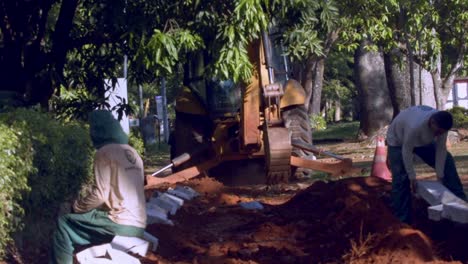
161;78;170;142
138;84;144;117
123;55;128;79
281;40;289;81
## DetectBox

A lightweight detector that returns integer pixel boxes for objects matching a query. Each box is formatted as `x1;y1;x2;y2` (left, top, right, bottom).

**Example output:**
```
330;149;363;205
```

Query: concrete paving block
143;232;159;252
162;193;185;206
149;196;181;215
442;202;468;224
146;207;174;226
146;202;169;215
167;185;199;200
107;248;141;264
416;180;463;206
440;190;465;205
427;204;443;221
79;258;113;264
111;236;149;257
76;243;112;264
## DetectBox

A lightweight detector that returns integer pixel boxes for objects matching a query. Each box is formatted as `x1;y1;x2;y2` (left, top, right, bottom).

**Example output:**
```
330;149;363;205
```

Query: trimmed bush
447;106;468;128
310;114;327;131
129;128;145;156
0;124;35;258
0;108;94;256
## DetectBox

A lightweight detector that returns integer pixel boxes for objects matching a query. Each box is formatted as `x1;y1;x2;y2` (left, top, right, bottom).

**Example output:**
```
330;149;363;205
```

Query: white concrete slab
146;205;174;226
162;193;185;206
153;191;184;206
416;180;464;206
143;232;159;252
427;204;443;221
442;202;468;224
147;199;170;215
107;248;141;264
167;186;199;200
76;243;112;264
149;196;181;215
79;258;113;264
111;236;149;257
417;180;468;224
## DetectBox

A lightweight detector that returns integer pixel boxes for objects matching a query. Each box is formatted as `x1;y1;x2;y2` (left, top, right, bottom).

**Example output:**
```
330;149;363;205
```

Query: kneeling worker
50;110;147;264
386;105;466;224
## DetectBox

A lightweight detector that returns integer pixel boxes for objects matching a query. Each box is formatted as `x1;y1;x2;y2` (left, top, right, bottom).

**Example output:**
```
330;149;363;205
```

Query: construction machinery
146;28;361;188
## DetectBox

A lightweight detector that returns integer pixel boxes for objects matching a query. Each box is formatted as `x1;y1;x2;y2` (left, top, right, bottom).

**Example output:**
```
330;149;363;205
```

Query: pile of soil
141;176;467;263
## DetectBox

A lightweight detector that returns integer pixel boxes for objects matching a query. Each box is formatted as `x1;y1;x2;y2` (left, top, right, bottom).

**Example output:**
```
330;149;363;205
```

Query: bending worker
386;105;466;224
50;110;147;264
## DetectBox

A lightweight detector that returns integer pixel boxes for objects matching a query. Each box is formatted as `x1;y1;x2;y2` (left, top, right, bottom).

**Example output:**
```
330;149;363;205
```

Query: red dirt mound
142;176;464;263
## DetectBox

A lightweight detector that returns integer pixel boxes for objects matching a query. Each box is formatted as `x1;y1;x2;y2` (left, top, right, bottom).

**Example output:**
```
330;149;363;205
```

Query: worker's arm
435;132;448;180
73;152;111;213
402;131;417;180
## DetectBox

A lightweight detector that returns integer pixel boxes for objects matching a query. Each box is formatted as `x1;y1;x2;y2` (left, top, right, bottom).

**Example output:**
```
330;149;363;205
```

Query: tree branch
51;0;79;79
0;0;13;44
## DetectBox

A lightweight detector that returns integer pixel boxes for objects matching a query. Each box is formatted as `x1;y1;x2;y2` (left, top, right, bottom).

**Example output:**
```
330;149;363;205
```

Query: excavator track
264;126;292;184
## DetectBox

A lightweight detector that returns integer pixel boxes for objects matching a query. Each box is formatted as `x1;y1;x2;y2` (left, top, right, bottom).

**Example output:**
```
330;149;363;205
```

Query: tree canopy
0;0;466;117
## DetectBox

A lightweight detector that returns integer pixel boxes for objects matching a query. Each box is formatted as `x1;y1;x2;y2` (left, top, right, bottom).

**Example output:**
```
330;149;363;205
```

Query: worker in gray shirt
386;105;466;224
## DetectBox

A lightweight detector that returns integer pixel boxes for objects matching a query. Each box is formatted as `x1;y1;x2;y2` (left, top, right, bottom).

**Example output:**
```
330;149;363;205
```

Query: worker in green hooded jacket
50;110;147;264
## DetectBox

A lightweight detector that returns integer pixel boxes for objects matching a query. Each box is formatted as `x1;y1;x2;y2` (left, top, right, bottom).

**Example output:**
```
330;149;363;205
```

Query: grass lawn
143;143;171;175
313;121;359;141
143;122;362;173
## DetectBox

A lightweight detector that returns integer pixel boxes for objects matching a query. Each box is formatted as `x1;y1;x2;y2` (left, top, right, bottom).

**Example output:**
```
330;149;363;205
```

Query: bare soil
137;140;468;264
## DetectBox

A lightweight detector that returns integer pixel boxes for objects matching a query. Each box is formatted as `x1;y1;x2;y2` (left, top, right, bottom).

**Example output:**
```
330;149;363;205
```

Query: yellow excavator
146;28;361;188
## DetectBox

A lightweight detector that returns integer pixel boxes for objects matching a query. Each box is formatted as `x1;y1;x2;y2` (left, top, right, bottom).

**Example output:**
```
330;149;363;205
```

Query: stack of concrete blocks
75;231;158;264
146;185;199;226
417;180;468;224
75;185;199;263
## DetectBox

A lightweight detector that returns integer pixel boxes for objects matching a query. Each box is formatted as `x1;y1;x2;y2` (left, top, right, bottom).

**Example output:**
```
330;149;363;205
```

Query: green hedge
0;108;94;257
129;128;145;156
447;106;468;128
0;124;34;257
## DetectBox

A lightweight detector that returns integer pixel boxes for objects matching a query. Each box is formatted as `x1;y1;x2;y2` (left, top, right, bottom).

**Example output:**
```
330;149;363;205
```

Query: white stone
146;202;169;215
416;180;464;206
80;258;114;264
146;207;174;226
442;202;468;224
162;193;185;206
143;232;159;252
427;204;443;221
111;236;149;257
76;243;112;264
107;248;141;264
149;196;181;215
167;186;199;200
417;180;468;224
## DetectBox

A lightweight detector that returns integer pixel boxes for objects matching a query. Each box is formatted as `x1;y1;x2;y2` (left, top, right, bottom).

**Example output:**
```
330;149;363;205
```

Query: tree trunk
0;0;77;107
354;41;393;138
334;100;341;122
302;30;339;116
432;71;455;110
303;58;315;112
383;49;411;117
308;58;325;115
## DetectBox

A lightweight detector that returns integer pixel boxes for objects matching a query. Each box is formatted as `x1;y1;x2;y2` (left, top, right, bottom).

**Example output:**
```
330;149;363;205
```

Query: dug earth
139;174;467;264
